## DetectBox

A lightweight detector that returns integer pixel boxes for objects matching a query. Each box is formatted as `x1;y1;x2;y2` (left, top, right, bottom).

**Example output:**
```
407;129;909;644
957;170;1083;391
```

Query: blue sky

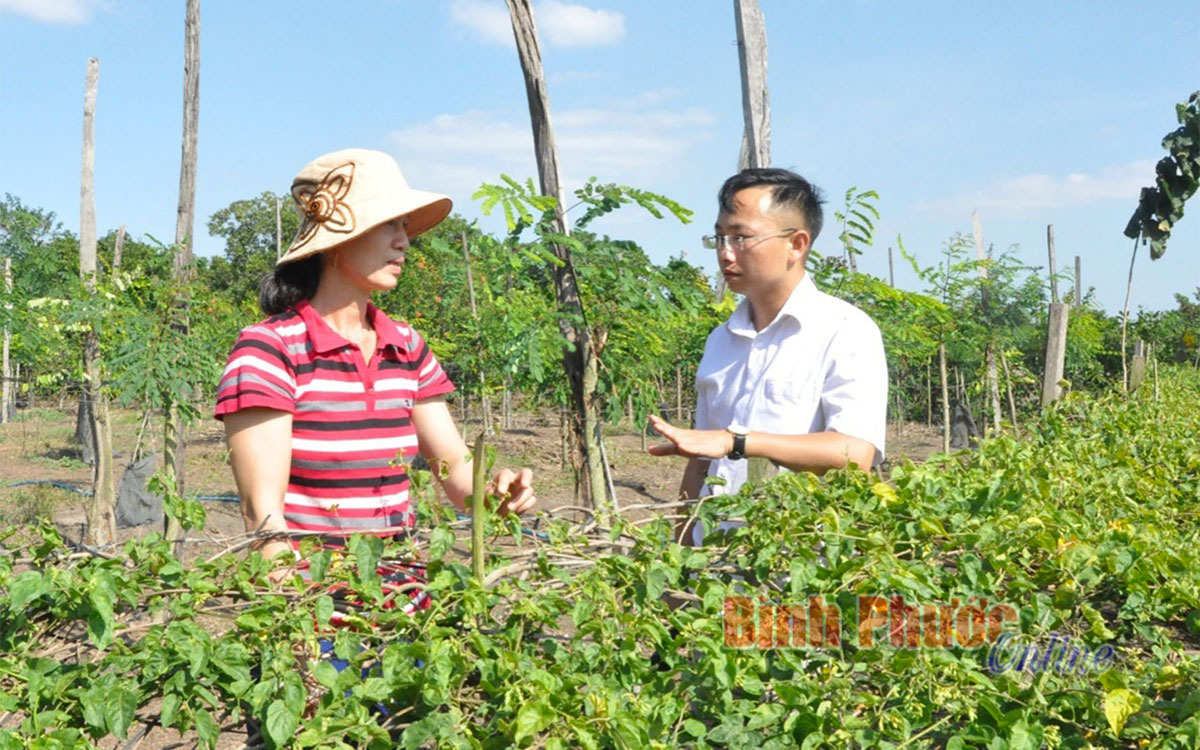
1;0;1197;314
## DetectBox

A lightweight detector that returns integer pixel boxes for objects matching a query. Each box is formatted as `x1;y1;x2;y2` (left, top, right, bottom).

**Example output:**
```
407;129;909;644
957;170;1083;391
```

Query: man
649;168;887;544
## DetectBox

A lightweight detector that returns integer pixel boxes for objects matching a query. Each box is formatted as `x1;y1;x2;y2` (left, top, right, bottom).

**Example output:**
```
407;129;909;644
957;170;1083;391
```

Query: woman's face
327;216;410;293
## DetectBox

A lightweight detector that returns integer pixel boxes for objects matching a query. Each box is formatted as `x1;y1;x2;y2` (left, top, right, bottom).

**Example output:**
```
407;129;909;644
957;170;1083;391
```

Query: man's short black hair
717;168;825;241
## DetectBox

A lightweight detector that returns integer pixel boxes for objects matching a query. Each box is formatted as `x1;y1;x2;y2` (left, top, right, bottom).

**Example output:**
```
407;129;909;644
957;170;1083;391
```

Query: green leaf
646;562;669;600
8;570;45;609
195;709;220;750
514;700;555;743
265;700;299;748
308;549;331;583
682;719;707;738
429;526;455;561
160;694;181;729
1103;688;1142;737
314;595;334;627
105;687;137;738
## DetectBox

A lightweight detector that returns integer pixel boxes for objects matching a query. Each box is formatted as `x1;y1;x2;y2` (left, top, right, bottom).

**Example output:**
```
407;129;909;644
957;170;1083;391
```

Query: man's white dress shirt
694;272;888;500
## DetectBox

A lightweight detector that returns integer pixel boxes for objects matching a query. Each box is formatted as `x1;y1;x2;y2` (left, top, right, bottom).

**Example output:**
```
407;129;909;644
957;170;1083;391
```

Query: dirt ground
0;403;942;748
0;403;942;539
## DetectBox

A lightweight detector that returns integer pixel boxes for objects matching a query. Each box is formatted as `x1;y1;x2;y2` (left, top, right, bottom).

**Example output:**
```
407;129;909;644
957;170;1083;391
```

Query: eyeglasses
701;229;797;251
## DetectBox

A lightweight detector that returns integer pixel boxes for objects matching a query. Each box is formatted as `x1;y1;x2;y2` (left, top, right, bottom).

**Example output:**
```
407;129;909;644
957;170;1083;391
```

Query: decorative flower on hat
290;162;356;251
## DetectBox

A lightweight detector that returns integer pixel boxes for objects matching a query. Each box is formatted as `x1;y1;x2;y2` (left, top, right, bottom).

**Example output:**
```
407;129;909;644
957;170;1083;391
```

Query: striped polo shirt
214;300;454;612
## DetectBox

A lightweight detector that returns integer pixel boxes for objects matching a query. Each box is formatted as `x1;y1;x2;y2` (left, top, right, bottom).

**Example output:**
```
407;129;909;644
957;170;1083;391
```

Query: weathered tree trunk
1120;236;1138;392
939;343;950;454
1046;224;1058;303
999;348;1019;437
460;231;490;433
1080;255;1089;306
80;58;117;546
1;257;11;425
925;357;932;426
674;367;683;422
972;211;1001;435
1041;302;1070;406
506;0;608;508
1130;340;1146;392
275;196;282;260
165;0;200;554
887;246;895;287
734;0;770;171
111;225;126;270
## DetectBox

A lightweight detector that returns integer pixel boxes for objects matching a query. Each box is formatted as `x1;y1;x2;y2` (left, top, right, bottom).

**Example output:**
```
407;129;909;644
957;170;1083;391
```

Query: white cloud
914;160;1157;218
449;0;624;49
448;0;513;47
538;0;624;47
387;103;714;220
0;0;100;23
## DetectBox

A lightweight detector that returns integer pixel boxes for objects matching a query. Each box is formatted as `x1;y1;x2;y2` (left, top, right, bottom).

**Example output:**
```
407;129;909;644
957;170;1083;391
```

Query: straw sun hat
277;148;452;265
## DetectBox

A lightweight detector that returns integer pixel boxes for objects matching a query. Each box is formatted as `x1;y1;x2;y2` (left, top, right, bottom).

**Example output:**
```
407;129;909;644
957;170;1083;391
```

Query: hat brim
277;189;452;266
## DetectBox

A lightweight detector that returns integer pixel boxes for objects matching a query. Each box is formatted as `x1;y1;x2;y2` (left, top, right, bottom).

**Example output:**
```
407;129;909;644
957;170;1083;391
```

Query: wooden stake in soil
1120;236;1138;392
471;433;486;583
79;57;117;546
111;225;126;270
1080;255;1089;306
1046;224;1058;304
460;231;490;433
972;211;1001;435
1;257;11;425
1130;339;1146;392
999;349;1020;438
1041;302;1069;406
939;344;950;454
506;0;609;509
734;0;770;171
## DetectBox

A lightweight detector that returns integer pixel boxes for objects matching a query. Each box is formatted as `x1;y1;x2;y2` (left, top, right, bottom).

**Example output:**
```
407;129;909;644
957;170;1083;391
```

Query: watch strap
727;429;747;460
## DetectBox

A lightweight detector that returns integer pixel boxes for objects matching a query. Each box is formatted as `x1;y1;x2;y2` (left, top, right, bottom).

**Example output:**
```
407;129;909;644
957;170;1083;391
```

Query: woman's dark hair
258;253;323;315
717;168;825;241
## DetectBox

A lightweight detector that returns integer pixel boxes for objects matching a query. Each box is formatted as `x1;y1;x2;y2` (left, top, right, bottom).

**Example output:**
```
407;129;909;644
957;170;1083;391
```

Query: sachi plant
0;368;1198;748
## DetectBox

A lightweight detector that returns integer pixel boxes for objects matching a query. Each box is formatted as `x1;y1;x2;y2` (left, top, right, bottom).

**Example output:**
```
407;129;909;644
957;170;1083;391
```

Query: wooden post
972;211;1001;435
999;349;1019;437
926;357;932;426
1080;254;1089;304
502;377;511;430
939;343;950;453
111;225;126;270
79;57;117;546
1153;348;1159;401
1120;236;1138;392
165;0;201;555
733;0;770;170
275;196;282;259
1041;302;1070;406
675;366;683;421
1;257;11;425
471;434;486;582
460;231;490;433
1130;340;1146;392
1046;224;1058;303
887;246;895;287
506;0;608;509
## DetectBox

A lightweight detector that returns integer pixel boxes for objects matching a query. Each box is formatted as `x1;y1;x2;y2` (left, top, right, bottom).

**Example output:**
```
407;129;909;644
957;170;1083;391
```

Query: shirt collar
294;299;408;354
726;273;819;337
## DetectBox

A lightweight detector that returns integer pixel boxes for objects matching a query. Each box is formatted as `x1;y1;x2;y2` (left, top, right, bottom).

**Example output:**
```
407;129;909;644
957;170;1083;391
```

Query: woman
215;148;535;608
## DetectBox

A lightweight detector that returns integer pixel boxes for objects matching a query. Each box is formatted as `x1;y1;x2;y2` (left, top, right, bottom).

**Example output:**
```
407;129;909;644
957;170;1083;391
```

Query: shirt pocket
761;378;821;425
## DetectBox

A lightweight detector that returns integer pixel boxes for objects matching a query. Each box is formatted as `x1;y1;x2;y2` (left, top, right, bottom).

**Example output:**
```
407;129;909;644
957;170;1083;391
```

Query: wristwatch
727;428;748;460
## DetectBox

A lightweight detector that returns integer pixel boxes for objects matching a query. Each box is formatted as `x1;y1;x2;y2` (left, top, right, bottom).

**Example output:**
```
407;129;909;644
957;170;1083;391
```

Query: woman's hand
488;467;536;515
412;396;537;515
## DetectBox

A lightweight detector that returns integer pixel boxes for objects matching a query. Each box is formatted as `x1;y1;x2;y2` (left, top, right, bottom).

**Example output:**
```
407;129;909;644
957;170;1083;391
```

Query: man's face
714;186;808;298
